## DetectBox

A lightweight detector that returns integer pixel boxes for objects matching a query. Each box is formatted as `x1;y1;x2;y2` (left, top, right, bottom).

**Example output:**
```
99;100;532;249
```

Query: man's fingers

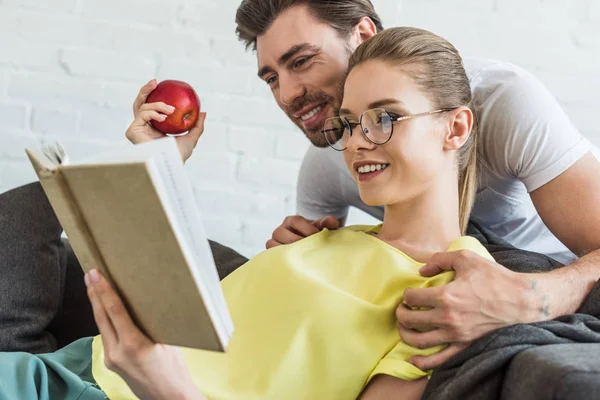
419;250;474;277
87;269;139;341
86;270;117;349
397;322;447;349
272;225;305;245
133;79;158;115
284;217;321;237
313;216;340;231
403;287;442;308
395;306;440;332
266;238;282;249
409;343;468;371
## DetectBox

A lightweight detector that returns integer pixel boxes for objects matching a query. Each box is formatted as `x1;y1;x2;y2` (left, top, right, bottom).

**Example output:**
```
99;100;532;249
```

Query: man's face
256;5;354;147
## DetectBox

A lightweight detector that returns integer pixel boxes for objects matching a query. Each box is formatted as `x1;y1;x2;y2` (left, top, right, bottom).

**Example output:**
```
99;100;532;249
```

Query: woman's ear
443;107;473;151
352;17;377;47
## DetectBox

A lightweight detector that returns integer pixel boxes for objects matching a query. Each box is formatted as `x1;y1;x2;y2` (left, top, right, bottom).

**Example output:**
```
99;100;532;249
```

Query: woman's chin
359;193;387;207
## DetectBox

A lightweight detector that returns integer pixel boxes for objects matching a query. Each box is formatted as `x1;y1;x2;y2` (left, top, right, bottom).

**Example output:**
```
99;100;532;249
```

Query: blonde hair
349;27;479;233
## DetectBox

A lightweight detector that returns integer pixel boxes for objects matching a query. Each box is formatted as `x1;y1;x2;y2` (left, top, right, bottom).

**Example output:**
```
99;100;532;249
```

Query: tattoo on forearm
529;280;537;291
541;294;550;318
529;280;550;318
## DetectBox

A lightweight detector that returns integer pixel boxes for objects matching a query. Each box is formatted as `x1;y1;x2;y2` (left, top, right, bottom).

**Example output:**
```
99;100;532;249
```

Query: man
129;0;600;372
232;0;600;370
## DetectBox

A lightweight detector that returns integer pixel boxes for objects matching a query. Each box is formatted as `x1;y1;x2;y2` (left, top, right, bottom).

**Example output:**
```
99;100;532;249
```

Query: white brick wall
1;0;599;258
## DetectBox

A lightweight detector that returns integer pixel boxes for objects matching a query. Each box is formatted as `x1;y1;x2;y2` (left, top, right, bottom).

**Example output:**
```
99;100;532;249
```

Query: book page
144;140;235;342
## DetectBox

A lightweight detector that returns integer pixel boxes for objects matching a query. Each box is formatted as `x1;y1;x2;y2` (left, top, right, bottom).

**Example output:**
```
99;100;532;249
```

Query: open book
26;138;234;352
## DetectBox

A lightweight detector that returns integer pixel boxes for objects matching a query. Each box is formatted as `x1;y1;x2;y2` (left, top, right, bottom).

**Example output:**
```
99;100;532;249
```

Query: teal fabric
0;337;106;400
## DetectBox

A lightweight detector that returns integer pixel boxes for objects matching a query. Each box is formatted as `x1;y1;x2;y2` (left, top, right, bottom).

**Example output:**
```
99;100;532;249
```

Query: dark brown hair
349;27;478;233
235;0;384;50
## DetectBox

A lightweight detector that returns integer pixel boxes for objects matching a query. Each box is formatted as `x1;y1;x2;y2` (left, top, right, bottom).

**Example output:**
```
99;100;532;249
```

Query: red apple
146;80;200;134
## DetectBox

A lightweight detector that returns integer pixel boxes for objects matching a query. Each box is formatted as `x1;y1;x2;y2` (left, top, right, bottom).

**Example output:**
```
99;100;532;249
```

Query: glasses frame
322;107;457;151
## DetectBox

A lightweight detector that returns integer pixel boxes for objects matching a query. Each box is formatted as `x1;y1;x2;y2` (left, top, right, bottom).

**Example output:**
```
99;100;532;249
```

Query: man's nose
279;75;306;106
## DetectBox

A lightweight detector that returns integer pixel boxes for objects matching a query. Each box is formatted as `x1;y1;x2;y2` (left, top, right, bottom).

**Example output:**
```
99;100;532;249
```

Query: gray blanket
423;219;600;400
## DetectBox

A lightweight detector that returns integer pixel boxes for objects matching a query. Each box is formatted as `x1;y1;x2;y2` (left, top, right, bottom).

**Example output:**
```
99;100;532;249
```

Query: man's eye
293;56;312;69
266;76;278;86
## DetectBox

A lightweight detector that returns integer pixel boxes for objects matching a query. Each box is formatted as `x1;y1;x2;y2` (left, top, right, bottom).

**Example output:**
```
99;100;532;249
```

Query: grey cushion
503;343;600;400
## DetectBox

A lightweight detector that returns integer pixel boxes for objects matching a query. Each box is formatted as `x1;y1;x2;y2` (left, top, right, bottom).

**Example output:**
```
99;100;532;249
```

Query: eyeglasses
322;108;457;151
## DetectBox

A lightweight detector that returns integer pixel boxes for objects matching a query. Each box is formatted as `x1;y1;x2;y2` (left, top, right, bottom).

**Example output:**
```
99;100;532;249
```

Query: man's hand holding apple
126;79;206;162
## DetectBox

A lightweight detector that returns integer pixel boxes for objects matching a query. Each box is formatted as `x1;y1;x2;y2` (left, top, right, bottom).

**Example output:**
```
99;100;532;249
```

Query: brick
534;71;600;106
8;72;105;106
0;70;7;98
494;0;591;22
0;160;39;194
194;184;289;218
570;21;600;50
13;11;115;48
40;136;117;163
561;104;600;142
592;0;600;21
78;105;132;141
241;217;293;247
473;17;581;73
206;93;294;127
275;129;310;160
228;124;276;156
184;149;238;185
0;131;42;161
103;82;142;109
109;26;211;61
210;37;256;68
237;156;300;188
18;0;78;14
177;2;238;36
197;121;230;153
59;48;157;82
157;61;253;96
199;215;243;249
0;102;28;130
31;105;79;135
80;0;177;26
0;38;59;71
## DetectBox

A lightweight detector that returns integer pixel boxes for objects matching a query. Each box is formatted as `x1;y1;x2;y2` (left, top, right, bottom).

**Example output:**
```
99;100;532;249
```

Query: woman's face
340;60;451;207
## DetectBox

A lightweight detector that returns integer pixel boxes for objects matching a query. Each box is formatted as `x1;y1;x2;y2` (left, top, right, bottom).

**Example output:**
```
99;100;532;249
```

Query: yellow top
92;225;493;400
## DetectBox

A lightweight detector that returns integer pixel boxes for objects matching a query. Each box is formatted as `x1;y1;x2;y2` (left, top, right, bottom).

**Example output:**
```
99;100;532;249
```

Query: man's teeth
357;164;389;174
300;105;323;121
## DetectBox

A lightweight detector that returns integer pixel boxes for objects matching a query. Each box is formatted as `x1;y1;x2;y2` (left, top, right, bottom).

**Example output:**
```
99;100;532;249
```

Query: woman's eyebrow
339;98;407;116
367;98;405;109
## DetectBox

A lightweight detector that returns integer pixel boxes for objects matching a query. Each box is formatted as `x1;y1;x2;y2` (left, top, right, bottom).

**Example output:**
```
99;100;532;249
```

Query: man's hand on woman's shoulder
125;79;207;163
266;215;340;249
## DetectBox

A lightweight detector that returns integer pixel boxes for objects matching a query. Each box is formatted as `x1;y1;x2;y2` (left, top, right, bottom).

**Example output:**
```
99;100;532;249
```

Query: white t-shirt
296;57;595;264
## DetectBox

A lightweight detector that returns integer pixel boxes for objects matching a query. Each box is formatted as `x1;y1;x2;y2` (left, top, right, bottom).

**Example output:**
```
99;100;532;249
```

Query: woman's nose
345;125;375;152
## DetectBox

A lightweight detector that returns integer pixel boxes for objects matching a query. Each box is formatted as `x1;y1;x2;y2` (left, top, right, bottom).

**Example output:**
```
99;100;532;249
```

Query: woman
0;27;492;400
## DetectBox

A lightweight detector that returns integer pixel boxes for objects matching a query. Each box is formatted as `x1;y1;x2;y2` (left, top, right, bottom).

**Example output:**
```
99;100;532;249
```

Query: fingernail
408;358;416;365
89;269;100;285
84;273;90;288
167;105;175;112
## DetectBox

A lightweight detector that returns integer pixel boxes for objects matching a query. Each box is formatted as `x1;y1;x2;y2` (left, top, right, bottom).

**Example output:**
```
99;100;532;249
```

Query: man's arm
528;152;600;318
395;62;600;370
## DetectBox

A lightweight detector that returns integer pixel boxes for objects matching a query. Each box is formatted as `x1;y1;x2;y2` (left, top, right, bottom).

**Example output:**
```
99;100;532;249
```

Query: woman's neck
377;177;462;263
